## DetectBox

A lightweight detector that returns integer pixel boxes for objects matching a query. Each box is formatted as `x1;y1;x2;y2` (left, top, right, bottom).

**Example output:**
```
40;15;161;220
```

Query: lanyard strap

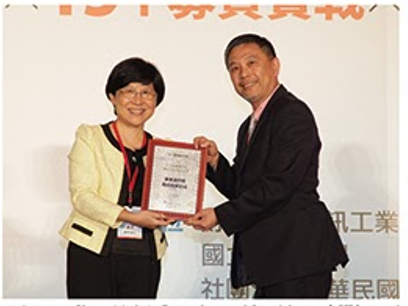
112;121;146;205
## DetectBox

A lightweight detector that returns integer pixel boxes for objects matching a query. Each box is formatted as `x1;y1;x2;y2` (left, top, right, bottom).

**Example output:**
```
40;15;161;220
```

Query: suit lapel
235;117;251;176
235;85;287;176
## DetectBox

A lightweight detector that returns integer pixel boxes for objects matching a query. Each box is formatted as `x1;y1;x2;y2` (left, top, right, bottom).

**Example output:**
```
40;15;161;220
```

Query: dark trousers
254;271;332;299
67;242;161;298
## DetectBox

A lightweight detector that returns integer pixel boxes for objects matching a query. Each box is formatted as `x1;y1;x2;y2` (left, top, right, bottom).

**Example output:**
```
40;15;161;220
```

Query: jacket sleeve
214;100;321;236
68;124;123;228
206;120;249;199
206;153;236;199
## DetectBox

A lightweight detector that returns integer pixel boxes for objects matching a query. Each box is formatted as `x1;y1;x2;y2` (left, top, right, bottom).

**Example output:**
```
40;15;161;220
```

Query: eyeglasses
118;87;156;101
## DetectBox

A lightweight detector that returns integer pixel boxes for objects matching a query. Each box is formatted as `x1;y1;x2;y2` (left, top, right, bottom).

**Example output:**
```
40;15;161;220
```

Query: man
186;33;349;298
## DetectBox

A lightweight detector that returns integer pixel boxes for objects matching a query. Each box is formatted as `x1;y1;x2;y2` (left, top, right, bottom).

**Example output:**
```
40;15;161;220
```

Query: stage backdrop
3;4;399;299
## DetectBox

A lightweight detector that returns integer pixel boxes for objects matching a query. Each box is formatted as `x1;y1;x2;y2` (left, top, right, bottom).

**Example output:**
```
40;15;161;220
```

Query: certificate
141;139;207;220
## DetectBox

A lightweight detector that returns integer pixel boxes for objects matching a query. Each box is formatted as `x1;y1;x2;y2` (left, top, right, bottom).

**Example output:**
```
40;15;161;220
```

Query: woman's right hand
118;209;175;229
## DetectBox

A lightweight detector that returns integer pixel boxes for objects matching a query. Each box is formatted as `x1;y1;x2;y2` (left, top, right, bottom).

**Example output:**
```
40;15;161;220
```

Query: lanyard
112;121;146;205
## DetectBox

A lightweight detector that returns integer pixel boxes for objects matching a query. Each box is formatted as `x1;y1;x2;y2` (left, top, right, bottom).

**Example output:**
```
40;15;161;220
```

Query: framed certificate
141;139;207;220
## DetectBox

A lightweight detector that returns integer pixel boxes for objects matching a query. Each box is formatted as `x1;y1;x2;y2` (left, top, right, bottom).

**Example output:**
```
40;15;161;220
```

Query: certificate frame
141;139;207;220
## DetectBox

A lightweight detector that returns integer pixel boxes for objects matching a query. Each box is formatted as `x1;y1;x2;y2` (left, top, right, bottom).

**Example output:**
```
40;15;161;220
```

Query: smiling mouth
128;108;144;115
241;82;255;90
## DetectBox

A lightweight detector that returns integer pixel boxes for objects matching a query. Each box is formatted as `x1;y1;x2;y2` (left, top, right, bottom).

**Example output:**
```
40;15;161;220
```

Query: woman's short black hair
105;57;165;106
224;33;277;68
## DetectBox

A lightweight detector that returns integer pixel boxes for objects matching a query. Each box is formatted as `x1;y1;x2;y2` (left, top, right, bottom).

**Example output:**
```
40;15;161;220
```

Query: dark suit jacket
207;85;349;288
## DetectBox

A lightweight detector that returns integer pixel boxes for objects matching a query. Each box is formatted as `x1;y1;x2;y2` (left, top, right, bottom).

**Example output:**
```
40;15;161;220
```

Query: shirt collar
251;83;281;122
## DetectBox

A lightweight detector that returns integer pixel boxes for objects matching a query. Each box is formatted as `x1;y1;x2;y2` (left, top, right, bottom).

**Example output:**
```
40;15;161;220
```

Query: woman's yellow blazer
59;124;167;259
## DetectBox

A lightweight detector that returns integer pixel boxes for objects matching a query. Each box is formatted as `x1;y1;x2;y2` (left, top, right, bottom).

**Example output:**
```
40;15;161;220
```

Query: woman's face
109;82;157;128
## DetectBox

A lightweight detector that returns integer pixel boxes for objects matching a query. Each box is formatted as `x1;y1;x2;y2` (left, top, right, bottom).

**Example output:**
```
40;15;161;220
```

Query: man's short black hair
224;33;277;68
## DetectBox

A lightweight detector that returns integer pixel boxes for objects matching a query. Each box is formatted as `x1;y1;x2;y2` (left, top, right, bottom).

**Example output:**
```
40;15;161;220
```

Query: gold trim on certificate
141;139;207;220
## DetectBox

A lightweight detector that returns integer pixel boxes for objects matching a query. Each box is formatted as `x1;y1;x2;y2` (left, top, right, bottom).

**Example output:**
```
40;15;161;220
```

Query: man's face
227;43;279;109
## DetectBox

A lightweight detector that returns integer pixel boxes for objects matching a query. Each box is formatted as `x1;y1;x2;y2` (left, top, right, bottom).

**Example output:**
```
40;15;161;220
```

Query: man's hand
193;136;220;170
184;208;219;231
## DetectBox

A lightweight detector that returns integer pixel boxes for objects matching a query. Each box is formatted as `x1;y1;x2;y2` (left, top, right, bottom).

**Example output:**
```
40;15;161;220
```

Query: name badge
117;206;143;239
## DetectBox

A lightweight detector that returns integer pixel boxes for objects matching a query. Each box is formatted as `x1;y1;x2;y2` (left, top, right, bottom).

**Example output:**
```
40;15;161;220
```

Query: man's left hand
184;208;218;231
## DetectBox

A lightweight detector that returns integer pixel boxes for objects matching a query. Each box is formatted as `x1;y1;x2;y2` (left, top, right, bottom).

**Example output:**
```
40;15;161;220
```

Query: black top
100;122;156;258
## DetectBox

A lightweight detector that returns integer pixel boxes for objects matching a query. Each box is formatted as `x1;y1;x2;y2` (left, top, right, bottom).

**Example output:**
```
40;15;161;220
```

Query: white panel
2;4;401;304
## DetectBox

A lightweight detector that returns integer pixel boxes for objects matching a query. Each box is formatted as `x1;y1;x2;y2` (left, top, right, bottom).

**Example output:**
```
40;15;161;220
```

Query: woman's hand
118;209;175;229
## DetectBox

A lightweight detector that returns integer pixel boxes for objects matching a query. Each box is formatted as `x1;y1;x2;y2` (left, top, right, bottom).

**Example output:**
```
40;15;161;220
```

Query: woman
60;57;174;298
